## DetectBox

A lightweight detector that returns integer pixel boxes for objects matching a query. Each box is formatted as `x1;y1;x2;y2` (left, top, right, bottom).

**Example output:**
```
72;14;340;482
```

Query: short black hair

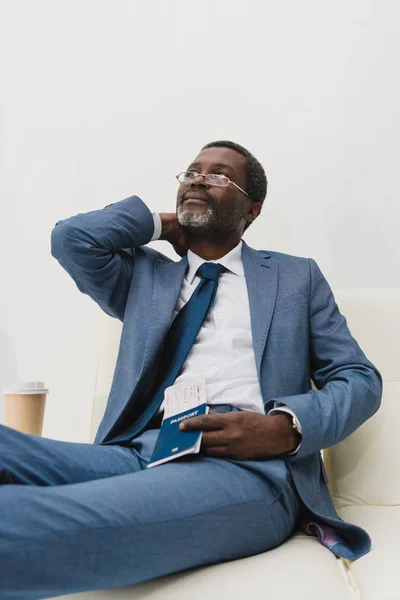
202;140;268;204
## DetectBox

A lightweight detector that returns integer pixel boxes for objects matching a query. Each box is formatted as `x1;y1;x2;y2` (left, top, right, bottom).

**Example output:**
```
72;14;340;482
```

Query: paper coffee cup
2;381;49;436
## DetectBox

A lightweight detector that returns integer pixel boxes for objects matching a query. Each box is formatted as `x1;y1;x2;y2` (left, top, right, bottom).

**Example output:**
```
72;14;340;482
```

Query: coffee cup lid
2;381;49;395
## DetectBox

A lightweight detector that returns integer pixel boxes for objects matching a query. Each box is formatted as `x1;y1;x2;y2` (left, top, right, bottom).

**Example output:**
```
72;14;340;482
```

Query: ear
246;201;262;225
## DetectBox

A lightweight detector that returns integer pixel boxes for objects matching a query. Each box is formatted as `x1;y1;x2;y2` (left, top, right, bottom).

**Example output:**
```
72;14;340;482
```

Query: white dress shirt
151;213;302;451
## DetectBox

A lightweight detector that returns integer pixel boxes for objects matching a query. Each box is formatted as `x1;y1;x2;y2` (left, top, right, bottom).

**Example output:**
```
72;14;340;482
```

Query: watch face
292;419;301;436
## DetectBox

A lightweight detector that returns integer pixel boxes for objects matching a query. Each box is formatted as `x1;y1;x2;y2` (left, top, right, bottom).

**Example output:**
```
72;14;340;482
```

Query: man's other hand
179;411;300;460
159;213;190;257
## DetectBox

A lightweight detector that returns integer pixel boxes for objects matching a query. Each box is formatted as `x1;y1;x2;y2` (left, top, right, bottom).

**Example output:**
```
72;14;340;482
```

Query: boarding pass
163;377;207;419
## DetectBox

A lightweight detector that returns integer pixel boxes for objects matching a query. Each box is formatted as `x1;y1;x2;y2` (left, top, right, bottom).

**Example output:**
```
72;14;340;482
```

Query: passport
147;403;208;468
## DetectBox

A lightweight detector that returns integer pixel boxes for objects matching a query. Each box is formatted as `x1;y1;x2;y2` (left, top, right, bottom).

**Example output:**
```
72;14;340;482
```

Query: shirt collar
185;240;244;284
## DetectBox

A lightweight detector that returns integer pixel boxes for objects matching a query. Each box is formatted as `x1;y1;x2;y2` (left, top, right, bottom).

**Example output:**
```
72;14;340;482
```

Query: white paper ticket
163;377;207;419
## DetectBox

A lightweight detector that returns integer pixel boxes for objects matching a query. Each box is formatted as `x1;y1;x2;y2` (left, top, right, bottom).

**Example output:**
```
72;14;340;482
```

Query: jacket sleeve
51;195;155;321
265;258;383;459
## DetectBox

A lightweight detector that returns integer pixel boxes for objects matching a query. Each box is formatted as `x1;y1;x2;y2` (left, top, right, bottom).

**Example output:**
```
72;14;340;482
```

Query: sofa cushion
54;534;355;600
334;289;400;382
339;506;400;600
325;381;400;507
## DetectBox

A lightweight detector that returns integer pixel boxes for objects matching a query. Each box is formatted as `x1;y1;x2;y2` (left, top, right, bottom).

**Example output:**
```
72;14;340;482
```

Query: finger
201;430;227;447
180;414;226;432
202;445;230;458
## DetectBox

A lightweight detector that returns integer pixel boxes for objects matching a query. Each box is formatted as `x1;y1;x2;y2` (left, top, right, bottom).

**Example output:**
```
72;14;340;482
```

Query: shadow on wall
0;330;20;423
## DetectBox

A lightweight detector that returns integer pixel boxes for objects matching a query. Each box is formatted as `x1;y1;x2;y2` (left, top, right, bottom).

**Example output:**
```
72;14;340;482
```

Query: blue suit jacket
51;195;382;559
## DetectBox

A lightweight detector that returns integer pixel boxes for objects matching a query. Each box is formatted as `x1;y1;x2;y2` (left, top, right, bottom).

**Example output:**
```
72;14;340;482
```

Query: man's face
176;147;255;237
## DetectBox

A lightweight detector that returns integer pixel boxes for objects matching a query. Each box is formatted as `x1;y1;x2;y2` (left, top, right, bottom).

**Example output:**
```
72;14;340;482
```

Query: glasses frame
176;171;251;199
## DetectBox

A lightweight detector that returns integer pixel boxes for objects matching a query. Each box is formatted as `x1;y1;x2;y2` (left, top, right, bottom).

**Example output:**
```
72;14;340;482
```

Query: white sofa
60;289;400;600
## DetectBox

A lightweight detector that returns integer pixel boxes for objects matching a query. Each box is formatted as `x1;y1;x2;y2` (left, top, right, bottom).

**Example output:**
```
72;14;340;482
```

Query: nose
190;173;209;187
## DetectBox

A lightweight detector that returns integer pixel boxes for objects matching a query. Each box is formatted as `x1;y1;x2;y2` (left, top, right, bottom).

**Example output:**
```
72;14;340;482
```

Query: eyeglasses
176;171;251;198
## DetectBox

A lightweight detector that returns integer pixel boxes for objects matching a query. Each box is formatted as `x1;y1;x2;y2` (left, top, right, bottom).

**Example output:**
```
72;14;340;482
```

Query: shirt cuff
268;403;302;455
151;212;162;241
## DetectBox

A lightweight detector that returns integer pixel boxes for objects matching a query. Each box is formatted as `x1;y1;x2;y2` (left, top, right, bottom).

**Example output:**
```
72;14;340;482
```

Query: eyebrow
188;162;235;174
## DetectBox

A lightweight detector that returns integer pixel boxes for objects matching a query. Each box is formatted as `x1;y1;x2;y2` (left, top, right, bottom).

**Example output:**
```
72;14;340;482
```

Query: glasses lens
178;172;197;183
206;174;229;186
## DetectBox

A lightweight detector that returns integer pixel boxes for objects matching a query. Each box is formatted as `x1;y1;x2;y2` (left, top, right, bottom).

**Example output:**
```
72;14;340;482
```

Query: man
0;141;381;599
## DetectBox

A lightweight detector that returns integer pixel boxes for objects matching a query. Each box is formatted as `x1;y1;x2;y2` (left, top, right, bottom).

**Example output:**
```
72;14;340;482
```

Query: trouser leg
0;424;156;485
0;441;299;599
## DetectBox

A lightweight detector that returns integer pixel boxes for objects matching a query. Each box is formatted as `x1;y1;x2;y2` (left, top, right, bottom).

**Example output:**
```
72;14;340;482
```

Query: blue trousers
0;406;300;600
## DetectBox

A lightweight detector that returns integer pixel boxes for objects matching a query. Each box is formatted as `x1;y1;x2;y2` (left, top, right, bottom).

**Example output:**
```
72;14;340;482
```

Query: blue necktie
105;262;226;444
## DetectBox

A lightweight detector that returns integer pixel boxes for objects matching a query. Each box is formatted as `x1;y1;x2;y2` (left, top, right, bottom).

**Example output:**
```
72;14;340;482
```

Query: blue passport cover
147;403;208;468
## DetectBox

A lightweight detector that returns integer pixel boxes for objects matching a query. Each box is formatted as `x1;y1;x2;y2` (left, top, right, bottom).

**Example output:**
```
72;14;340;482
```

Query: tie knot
197;262;226;282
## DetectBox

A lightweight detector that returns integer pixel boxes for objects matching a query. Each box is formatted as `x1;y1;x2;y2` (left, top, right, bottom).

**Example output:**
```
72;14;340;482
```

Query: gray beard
177;203;243;237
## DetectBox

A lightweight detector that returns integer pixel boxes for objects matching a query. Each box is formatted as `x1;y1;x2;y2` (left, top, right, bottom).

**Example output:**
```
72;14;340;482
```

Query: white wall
1;0;399;442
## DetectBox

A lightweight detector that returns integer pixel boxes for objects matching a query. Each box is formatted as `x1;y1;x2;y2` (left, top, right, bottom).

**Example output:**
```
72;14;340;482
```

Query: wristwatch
291;415;302;440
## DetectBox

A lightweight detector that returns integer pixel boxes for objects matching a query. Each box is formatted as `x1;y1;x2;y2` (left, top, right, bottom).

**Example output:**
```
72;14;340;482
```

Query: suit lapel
152;256;188;345
242;242;278;377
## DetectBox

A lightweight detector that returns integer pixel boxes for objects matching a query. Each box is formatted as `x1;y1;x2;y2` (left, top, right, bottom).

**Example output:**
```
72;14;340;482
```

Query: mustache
178;188;215;205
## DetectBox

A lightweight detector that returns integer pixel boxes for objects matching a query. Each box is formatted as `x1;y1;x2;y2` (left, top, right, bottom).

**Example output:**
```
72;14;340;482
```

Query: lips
184;198;207;203
182;193;209;203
